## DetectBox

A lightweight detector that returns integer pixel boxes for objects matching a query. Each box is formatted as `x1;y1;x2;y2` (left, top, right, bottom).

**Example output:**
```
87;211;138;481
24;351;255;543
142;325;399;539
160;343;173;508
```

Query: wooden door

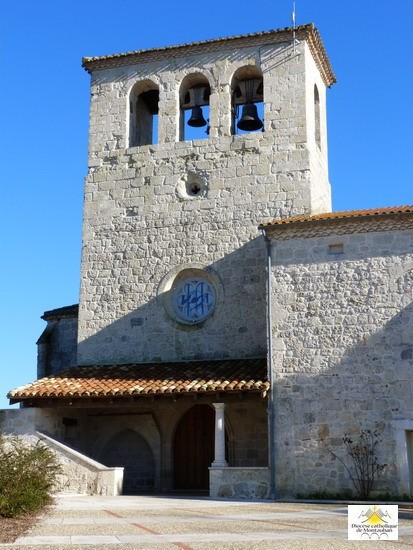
173;404;214;490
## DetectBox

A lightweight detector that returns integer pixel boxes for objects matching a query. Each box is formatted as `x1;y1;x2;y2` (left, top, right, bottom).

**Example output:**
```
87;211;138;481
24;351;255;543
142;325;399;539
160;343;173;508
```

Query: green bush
0;433;61;517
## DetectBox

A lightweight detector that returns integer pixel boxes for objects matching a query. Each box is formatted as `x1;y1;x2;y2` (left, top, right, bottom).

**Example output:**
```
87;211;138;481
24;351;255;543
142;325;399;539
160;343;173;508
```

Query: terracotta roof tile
259;206;413;229
8;359;268;402
83;25;310;65
82;24;336;87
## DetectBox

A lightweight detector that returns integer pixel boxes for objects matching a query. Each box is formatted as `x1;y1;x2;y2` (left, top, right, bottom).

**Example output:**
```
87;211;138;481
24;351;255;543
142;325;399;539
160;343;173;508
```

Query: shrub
323;429;386;499
0;433;61;517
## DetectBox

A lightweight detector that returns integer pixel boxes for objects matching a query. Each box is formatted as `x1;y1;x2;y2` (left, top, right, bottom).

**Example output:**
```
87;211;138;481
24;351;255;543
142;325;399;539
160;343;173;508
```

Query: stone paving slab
42;510;347;525
3;495;413;550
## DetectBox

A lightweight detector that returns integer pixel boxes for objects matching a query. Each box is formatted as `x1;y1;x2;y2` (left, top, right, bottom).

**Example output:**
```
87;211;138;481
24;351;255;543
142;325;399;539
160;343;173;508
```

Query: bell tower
78;24;336;365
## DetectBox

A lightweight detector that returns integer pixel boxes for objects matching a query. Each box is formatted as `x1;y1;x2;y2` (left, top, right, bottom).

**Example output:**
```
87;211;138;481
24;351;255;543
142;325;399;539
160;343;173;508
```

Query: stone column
211;403;228;468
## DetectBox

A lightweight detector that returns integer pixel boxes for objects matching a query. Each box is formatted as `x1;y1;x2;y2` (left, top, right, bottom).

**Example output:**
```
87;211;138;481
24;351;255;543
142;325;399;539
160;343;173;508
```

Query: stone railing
1;408;124;496
36;432;124;496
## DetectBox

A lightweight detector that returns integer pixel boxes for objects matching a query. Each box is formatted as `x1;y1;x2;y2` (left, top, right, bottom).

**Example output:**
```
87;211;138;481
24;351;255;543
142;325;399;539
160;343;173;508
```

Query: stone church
4;23;413;499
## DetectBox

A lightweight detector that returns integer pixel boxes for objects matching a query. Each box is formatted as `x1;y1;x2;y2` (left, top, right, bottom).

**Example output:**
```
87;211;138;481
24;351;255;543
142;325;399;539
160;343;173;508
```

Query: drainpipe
262;229;276;500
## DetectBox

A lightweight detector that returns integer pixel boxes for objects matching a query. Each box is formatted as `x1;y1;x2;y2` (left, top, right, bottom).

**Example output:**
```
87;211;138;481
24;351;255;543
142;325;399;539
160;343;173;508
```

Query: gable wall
269;223;413;496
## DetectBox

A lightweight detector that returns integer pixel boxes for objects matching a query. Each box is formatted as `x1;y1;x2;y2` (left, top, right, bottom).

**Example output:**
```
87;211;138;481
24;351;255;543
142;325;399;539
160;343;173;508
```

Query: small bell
237;103;263;132
187;106;207;128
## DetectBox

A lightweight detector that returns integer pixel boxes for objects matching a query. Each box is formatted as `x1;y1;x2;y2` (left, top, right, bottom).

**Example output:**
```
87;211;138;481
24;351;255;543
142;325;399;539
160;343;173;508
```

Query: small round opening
176;171;209;201
189;184;201;196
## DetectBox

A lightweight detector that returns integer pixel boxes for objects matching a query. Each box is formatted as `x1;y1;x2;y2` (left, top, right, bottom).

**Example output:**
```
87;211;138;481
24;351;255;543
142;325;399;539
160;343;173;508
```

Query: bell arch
100;429;155;494
129;80;159;147
231;65;264;135
179;73;211;142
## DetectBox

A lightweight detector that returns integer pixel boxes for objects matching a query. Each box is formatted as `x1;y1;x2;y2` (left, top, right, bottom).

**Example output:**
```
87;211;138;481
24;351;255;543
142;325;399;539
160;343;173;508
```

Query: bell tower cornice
82;23;336;88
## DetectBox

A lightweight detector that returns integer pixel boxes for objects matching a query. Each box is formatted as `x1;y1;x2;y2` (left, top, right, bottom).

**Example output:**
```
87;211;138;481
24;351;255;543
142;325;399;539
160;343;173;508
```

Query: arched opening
231;66;264;135
173;404;214;491
129;80;159;147
179;73;211;142
314;84;321;148
100;429;155;494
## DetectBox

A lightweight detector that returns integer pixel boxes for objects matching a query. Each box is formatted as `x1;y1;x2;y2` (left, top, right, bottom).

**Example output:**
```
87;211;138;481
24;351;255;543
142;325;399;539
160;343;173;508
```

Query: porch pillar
211;402;228;468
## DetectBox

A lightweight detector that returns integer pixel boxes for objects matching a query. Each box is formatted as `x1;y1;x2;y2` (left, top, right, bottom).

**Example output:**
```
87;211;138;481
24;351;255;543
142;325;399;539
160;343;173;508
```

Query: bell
187;106;207;128
237;103;263;132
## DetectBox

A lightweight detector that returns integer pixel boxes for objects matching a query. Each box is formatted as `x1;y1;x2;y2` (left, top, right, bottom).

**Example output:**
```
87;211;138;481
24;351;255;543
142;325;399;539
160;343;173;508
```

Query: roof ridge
82;24;314;66
260;205;413;228
82;23;335;87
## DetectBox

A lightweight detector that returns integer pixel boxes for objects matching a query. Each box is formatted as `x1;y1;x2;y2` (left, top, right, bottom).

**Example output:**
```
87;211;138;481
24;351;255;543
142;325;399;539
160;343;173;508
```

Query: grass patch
296;490;413;501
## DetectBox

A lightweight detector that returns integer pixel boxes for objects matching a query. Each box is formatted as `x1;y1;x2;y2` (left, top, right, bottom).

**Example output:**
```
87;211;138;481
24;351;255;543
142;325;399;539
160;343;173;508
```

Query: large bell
187;106;207;128
237;103;263;132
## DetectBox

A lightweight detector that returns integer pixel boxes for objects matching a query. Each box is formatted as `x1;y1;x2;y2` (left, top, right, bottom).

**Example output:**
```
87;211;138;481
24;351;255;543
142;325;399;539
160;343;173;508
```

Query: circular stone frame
158;264;224;330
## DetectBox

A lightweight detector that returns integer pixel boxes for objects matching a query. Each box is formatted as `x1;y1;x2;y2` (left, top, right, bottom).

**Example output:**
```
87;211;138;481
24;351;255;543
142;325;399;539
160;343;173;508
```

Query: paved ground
2;495;413;549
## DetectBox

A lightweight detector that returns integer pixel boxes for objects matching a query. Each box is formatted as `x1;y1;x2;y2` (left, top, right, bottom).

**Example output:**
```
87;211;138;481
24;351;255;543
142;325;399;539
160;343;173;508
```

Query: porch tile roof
8;359;268;402
259;205;413;229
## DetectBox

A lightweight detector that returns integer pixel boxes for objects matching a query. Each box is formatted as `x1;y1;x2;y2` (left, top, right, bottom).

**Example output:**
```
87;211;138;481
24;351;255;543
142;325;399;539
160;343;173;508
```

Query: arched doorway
173;404;214;491
100;429;155;494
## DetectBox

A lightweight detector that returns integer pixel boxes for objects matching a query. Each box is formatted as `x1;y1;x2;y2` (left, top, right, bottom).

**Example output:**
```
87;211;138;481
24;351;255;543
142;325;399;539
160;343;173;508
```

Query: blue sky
1;1;412;409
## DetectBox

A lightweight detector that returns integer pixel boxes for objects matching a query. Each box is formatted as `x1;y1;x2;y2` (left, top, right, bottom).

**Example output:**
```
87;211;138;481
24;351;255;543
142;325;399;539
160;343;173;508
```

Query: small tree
0;433;61;517
325;429;385;499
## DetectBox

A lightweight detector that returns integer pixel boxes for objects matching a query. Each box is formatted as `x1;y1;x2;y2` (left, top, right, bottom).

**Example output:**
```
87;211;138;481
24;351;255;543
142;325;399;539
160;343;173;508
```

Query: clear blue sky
1;1;412;409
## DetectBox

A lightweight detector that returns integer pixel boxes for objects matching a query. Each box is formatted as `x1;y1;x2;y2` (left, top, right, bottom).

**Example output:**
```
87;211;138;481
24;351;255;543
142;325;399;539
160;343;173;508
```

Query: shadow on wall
77;237;267;365
100;429;155;494
91;43;293;86
272;251;413;498
35;237;269;494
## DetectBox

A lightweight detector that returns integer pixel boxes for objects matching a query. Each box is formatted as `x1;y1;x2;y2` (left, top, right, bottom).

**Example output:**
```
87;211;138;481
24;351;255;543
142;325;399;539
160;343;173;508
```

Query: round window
173;277;216;323
158;265;223;329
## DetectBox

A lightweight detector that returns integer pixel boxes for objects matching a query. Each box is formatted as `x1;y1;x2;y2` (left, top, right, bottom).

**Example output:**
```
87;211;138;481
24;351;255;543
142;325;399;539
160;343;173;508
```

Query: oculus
174;277;216;323
158;265;222;329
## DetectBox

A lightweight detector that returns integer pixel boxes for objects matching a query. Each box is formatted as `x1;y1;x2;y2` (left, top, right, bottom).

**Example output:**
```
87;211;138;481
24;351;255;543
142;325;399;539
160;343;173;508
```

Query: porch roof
259;205;413;229
8;359;269;402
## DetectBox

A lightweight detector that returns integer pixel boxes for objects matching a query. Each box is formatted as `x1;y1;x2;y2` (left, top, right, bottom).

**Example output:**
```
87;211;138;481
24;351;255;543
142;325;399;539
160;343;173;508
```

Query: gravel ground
1;496;412;550
0;511;46;544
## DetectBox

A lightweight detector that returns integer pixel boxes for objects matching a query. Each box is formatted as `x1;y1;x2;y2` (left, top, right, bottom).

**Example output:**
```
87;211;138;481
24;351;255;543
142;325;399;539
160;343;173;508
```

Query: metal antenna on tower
292;0;297;54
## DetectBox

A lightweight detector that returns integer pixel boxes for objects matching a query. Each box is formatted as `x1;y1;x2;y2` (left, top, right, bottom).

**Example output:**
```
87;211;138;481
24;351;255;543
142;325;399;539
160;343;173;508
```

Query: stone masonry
266;215;413;497
5;25;351;499
37;305;78;377
78;28;333;365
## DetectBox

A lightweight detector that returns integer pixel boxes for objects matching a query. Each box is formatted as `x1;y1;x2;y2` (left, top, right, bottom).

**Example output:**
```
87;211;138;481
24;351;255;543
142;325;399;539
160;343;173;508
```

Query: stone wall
37;316;78;377
209;467;269;499
1;407;61;437
269;220;413;497
228;401;268;467
78;38;331;365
